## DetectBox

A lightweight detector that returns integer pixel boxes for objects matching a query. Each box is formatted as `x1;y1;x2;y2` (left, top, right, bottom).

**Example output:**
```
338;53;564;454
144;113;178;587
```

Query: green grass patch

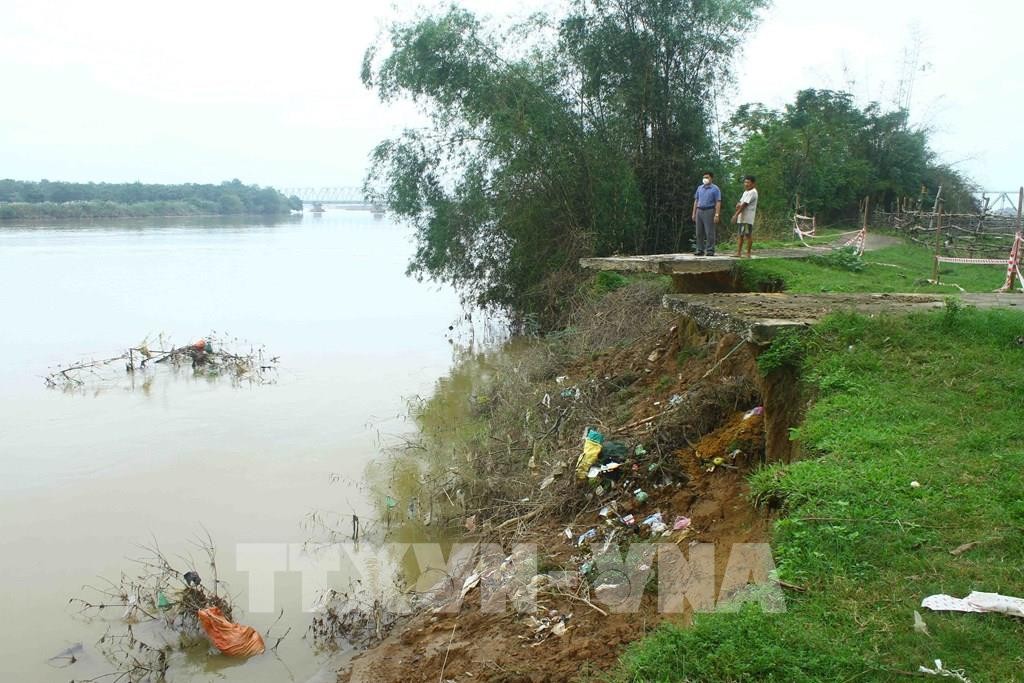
755;327;810;375
738;237;1011;294
595;270;630;294
612;605;861;682
739;226;854;251
610;305;1024;682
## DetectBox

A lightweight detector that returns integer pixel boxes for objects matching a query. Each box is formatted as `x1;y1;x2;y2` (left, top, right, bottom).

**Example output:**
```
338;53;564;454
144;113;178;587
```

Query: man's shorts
737;223;754;236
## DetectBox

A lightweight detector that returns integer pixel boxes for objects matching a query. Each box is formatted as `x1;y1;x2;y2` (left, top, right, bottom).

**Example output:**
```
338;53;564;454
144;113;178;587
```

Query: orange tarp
197;606;265;657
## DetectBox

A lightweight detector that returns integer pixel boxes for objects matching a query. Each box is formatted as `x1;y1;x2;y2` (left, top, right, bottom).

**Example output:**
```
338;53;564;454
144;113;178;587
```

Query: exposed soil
340;239;1024;682
342;447;767;683
340;315;774;683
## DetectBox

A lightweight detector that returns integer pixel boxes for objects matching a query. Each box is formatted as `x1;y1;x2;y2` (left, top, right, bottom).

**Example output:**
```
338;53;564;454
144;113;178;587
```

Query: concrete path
664;292;1024;344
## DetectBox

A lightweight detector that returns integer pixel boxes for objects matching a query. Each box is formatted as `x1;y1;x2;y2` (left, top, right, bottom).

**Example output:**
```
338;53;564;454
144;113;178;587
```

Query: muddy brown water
0;210;479;681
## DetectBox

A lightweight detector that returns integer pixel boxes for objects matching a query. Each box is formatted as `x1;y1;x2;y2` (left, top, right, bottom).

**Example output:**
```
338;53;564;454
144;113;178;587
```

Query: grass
738;234;1013;294
735;226;853;251
608;289;1024;679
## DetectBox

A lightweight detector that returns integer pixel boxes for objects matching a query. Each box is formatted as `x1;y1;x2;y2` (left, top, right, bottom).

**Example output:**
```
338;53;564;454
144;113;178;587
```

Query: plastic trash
650;522;668;534
620;514;635;526
385;496;398;509
577;528;598;546
918;660;970;680
600;441;628;460
634;489;649;503
634;444;647;456
673;516;691;531
575;429;604;480
157;591;171;610
743;406;764;420
197;607;265;657
922;591;1024;618
183;571;201;587
642;513;663;527
460;574;481;600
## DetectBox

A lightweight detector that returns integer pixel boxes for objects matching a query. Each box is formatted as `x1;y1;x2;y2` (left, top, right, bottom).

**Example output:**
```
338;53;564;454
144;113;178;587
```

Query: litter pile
344;285;774;681
344;405;770;682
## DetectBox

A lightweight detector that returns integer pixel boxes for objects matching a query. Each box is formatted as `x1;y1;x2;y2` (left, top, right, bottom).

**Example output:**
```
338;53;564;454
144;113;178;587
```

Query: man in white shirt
732;175;758;258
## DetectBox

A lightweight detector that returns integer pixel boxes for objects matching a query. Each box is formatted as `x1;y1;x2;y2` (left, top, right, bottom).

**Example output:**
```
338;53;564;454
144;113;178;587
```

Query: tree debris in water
44;332;278;390
68;531;285;682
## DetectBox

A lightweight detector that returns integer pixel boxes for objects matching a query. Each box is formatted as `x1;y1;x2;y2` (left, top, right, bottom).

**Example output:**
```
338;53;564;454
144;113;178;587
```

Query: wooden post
863;195;870;231
932;185;943;214
1017;186;1023;235
932;199;944;282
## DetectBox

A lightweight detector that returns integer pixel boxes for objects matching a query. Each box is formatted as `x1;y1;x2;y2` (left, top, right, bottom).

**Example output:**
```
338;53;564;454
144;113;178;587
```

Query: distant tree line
0;179;303;219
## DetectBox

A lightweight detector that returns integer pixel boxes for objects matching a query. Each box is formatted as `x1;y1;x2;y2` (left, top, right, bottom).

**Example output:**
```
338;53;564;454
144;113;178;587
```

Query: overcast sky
1;0;1019;191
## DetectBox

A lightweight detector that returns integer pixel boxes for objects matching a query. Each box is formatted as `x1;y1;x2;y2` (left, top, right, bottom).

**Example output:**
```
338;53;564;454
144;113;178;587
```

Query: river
0;210;471;681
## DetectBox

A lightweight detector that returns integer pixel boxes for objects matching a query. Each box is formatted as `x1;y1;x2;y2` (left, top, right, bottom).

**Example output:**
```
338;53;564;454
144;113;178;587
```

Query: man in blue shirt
691;171;722;256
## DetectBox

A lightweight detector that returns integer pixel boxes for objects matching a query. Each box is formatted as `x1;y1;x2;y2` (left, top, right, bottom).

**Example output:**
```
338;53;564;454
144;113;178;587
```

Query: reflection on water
359;338;527;596
0;210;469;681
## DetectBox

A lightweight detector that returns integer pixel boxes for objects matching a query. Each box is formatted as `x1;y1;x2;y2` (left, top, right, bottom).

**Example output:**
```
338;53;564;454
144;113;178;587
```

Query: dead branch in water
44;332;278;390
68;534;265;683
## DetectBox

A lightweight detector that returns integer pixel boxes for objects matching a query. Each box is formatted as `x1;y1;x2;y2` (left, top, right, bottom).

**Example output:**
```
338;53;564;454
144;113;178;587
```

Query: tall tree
362;1;767;324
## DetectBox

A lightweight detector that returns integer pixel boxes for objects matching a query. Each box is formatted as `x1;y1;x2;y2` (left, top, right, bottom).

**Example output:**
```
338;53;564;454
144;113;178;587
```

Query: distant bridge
278;187;377;206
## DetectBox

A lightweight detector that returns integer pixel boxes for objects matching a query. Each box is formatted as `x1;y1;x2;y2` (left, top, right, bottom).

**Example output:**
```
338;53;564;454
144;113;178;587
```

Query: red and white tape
935;232;1023;292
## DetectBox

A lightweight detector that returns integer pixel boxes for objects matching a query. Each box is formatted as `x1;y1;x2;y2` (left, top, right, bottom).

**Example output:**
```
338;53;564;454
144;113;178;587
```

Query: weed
676;347;708;365
611;605;860;682
756;328;809;375
809;245;865;272
594;270;629;294
942;295;965;328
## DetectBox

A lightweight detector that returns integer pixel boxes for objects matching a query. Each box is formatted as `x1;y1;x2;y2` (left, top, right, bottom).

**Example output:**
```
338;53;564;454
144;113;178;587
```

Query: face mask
702;178;711;185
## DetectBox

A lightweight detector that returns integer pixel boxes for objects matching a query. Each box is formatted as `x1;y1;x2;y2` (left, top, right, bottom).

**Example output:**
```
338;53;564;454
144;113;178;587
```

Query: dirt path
862;233;903;250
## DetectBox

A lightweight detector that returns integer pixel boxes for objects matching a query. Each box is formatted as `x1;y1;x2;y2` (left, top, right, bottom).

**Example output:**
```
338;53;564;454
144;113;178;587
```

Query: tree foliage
0;179;298;219
363;0;767;323
725;89;977;223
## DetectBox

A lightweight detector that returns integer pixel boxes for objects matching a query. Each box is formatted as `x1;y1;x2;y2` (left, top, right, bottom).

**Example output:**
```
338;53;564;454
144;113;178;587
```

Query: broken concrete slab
664;292;1023;345
580;248;829;276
